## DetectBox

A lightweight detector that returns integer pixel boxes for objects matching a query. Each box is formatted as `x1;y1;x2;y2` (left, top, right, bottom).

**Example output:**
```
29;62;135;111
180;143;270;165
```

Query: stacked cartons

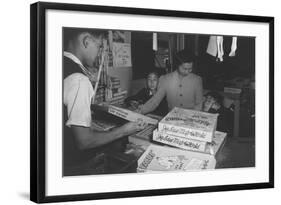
153;107;219;153
127;107;226;156
153;130;227;156
137;107;227;172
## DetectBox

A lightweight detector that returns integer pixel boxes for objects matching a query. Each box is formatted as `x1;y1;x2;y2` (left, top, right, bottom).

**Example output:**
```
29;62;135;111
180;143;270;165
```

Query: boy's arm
71;121;146;150
66;77;146;150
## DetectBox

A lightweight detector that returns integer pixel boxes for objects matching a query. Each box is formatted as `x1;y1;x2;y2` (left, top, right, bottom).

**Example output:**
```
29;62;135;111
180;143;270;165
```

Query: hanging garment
229;36;238;57
206;35;238;61
206;35;224;61
217;36;224;62
206;36;217;57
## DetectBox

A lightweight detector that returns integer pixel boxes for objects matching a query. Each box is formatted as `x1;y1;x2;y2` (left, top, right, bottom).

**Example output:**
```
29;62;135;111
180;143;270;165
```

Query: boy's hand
129;100;139;110
136;118;147;128
134;105;143;114
211;102;221;111
121;121;146;135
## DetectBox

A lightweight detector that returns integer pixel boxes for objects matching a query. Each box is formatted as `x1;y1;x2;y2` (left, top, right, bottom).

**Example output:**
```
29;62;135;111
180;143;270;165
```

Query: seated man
125;71;168;116
63;28;146;169
203;91;234;133
139;50;203;114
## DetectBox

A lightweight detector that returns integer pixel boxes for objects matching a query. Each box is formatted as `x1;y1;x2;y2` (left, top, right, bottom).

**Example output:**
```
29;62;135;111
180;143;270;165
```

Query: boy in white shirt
63;28;146;168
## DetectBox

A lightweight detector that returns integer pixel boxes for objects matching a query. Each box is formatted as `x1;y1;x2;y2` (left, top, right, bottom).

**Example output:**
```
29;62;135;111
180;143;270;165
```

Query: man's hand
121;120;147;136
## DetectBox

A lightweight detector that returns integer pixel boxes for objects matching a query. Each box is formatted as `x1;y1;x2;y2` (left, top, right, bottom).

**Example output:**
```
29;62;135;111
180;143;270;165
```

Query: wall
0;1;280;205
107;31;133;95
108;31;147;96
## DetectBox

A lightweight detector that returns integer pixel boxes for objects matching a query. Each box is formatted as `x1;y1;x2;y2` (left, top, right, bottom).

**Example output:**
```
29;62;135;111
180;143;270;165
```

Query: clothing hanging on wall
229;37;237;57
206;36;217;57
206;36;238;62
217;36;224;62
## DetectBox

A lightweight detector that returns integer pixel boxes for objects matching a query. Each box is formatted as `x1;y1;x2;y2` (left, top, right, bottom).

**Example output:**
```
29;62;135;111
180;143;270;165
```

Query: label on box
108;105;158;125
153;130;206;152
158;123;213;142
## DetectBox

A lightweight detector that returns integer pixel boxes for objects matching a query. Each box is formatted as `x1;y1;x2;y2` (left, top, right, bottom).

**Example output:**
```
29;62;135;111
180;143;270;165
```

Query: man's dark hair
63;27;107;49
174;49;196;68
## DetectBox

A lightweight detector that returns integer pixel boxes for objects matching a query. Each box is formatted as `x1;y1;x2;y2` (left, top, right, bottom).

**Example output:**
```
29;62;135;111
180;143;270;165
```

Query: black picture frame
30;1;274;203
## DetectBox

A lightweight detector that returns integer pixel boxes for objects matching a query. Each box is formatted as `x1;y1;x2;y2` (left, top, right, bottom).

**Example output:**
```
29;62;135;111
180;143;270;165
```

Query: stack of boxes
153;107;218;153
92;75;128;106
136;107;227;172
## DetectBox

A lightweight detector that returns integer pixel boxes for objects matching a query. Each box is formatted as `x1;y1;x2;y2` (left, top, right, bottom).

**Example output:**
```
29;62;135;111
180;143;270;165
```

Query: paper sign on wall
112;42;132;68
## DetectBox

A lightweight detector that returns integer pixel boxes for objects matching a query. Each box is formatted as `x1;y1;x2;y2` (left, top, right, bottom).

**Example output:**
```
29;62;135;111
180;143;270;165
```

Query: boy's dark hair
63;27;107;49
146;66;167;78
146;70;160;79
205;91;223;105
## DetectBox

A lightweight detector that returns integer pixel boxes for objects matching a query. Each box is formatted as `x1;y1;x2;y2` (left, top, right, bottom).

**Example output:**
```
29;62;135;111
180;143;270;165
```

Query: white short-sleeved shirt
64;71;94;127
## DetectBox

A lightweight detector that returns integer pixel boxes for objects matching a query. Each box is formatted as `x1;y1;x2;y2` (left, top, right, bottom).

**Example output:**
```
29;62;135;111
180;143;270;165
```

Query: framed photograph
30;1;274;203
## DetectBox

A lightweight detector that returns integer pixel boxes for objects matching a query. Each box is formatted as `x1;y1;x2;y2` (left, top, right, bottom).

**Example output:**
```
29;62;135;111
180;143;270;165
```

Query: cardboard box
205;131;227;156
158;107;218;142
137;144;216;172
113;90;127;98
153;130;227;156
108;105;158;125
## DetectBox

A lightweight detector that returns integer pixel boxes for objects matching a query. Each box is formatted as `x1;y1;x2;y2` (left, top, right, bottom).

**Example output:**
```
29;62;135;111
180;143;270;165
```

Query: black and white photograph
29;2;274;203
1;0;280;204
62;27;256;176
